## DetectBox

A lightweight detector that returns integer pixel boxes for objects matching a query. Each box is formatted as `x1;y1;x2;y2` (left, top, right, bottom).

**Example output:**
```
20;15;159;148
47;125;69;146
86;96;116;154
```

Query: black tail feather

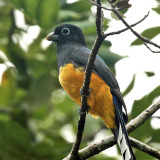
112;96;136;160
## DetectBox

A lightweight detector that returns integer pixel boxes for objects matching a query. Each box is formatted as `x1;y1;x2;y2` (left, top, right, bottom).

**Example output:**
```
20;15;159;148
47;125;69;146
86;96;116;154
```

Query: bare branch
126;98;160;133
130;137;160;159
144;43;160;53
87;0;113;11
104;12;150;37
108;0;160;52
88;0;160;52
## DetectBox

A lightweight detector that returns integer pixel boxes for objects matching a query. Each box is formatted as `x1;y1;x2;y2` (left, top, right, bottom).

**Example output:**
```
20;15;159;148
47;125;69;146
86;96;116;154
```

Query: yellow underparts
59;63;116;129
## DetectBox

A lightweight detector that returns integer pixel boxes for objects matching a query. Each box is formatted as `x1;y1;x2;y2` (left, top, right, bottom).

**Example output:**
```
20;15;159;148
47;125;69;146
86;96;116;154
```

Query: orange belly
59;63;116;128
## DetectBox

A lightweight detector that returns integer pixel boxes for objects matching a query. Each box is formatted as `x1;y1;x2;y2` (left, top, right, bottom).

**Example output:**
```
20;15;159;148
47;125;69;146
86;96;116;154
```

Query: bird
46;24;136;160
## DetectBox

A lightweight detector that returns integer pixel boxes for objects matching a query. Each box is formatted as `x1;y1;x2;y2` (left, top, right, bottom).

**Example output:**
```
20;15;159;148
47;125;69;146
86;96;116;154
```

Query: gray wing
70;46;127;115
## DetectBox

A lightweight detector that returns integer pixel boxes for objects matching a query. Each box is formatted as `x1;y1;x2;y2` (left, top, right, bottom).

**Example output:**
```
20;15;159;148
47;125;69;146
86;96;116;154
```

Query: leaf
145;72;155;77
27;74;55;106
5;42;27;76
9;0;23;8
37;0;59;29
111;0;132;11
122;75;136;97
0;121;31;160
130;86;160;141
152;5;160;15
0;68;16;107
59;10;81;22
131;26;160;45
111;11;126;20
23;0;38;18
0;57;4;63
63;0;91;13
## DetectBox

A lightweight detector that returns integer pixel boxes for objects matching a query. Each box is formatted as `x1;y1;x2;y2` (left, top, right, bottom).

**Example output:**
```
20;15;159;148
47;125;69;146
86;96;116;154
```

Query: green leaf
23;0;38;18
63;0;91;13
37;0;59;29
0;121;31;160
0;57;4;63
27;74;55;106
130;86;160;140
59;10;81;22
5;42;27;76
152;5;160;15
131;26;160;45
123;75;136;97
0;68;16;107
9;0;23;8
145;72;155;77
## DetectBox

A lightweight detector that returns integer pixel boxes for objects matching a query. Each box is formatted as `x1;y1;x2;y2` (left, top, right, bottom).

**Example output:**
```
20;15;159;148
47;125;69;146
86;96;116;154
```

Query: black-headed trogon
46;24;136;160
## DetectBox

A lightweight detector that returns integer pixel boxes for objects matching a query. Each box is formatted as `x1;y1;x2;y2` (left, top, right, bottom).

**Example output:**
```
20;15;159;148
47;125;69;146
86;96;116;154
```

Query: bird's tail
112;96;136;160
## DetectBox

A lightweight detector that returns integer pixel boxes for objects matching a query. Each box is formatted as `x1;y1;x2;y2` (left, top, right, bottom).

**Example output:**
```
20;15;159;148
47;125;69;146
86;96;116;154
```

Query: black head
46;24;86;46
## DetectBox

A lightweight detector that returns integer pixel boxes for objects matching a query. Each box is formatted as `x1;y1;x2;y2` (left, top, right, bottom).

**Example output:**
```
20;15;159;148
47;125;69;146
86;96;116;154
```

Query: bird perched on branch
46;24;136;160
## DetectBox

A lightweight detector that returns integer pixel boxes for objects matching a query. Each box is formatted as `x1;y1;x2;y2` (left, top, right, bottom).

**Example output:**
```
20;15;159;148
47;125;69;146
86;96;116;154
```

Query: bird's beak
46;32;59;41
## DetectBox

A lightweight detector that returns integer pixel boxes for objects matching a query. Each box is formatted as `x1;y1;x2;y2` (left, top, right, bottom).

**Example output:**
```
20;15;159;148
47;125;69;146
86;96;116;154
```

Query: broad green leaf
122;75;136;97
31;143;54;159
37;0;59;29
145;72;155;77
0;57;4;63
23;0;38;18
0;121;31;159
27;59;49;79
131;26;160;45
5;42;27;76
152;5;160;15
63;0;91;13
9;0;23;8
27;74;55;106
0;68;16;106
59;10;81;22
130;86;160;140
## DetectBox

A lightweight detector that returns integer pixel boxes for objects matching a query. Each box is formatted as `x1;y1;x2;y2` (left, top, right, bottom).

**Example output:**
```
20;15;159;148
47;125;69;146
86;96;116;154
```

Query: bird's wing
70;46;127;115
70;46;136;160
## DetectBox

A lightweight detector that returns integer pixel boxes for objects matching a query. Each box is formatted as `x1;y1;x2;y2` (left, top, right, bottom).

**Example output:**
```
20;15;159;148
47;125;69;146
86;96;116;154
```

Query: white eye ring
61;27;70;35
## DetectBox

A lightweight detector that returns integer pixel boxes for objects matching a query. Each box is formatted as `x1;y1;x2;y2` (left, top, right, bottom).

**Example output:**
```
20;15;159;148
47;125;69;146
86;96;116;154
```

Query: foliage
0;0;159;160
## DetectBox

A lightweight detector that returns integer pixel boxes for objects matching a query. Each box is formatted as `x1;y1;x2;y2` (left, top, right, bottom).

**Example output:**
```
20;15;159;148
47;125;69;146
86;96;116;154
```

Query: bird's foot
78;105;90;115
80;87;91;97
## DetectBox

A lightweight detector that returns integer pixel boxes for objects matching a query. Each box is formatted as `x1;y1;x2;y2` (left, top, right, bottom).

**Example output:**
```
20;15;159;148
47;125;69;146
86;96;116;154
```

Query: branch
87;0;112;11
144;43;160;53
130;137;160;159
70;98;160;159
65;1;105;160
104;12;149;37
126;98;160;133
108;0;160;52
88;0;160;53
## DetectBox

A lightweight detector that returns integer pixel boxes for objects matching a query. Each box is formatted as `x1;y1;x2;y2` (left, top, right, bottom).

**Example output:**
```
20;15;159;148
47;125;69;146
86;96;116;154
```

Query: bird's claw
78;105;90;115
80;87;91;97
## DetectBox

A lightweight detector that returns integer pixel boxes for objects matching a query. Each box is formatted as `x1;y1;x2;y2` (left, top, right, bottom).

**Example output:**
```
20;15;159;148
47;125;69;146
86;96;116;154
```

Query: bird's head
46;24;86;46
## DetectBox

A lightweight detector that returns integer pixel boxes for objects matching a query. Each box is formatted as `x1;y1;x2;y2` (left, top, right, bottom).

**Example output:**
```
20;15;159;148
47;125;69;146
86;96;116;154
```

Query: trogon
46;24;136;160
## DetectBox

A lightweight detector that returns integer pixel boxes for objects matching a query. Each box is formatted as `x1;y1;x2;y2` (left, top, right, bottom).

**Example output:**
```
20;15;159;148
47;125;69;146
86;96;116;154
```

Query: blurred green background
0;0;160;159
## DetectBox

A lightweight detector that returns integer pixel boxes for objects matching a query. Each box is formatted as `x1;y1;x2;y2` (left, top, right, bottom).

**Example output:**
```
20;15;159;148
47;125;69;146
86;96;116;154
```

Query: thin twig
130;137;160;159
87;0;113;11
88;0;160;53
104;12;150;37
108;0;160;52
144;43;160;53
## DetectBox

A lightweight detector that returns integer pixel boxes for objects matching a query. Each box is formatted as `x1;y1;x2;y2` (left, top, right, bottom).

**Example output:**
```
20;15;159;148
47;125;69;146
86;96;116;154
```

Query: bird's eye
61;27;70;35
